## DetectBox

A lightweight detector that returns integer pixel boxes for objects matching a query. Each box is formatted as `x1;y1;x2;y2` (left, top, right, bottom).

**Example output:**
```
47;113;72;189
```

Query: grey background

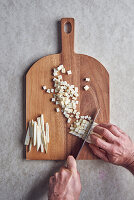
0;0;134;199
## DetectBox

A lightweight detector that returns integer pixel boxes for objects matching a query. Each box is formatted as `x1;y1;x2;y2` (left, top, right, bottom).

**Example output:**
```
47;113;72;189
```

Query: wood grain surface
26;18;109;160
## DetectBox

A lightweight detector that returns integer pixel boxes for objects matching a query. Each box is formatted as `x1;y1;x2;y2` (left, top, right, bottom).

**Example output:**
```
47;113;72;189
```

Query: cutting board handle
61;18;74;57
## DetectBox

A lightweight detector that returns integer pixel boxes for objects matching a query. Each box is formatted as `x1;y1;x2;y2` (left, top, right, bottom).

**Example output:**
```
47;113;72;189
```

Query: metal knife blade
75;108;100;160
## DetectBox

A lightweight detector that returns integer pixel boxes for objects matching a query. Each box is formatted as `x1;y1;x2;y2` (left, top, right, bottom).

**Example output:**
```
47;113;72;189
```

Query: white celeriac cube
42;85;46;90
46;89;51;93
51;98;56;102
67;70;72;75
56;108;60;112
84;85;89;91
57;65;64;71
61;68;66;73
85;78;90;82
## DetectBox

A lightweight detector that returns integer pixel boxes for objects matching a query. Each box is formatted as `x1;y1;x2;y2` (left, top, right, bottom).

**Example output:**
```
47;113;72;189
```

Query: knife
75;108;100;160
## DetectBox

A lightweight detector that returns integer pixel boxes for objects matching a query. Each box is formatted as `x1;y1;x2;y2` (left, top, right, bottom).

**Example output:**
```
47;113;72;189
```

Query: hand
89;123;134;167
48;155;81;200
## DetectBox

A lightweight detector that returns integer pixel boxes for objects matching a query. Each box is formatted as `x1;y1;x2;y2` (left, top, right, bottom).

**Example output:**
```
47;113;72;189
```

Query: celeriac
24;114;49;153
85;78;90;82
67;70;72;75
84;85;89;91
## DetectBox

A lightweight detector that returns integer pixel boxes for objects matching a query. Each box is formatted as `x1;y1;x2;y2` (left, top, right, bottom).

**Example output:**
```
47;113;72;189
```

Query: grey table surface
0;0;134;200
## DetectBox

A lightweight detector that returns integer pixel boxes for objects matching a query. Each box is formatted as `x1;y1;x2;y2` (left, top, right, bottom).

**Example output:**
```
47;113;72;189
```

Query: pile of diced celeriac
43;64;96;142
25;114;49;153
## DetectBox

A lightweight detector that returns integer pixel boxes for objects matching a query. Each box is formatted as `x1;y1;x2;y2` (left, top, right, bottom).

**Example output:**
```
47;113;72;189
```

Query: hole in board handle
64;22;72;34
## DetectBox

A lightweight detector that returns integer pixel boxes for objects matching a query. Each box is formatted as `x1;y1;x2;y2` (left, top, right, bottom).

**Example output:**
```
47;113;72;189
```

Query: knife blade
75;108;100;160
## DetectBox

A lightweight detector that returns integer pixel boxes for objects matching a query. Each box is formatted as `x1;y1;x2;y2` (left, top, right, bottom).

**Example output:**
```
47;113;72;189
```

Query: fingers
99;123;122;137
49;176;55;184
54;172;59;180
115;126;127;135
93;125;118;142
67;155;77;175
90;134;112;152
59;166;70;175
89;143;108;161
59;166;72;183
53;156;77;182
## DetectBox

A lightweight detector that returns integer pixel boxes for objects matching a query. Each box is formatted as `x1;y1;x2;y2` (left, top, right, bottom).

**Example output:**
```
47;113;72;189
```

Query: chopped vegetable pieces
24;114;49;153
56;108;60;112
42;64;93;142
85;78;90;82
67;70;72;75
42;85;47;90
84;85;89;91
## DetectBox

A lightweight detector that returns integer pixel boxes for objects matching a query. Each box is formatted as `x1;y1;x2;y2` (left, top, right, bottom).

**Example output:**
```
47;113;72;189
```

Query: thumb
67;155;77;175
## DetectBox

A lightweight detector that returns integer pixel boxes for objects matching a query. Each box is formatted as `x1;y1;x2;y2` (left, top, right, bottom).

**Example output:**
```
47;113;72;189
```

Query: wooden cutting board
26;18;109;160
